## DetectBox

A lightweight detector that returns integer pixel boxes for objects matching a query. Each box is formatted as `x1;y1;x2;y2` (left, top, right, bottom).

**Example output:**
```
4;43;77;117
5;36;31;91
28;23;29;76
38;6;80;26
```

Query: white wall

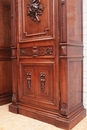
83;0;87;112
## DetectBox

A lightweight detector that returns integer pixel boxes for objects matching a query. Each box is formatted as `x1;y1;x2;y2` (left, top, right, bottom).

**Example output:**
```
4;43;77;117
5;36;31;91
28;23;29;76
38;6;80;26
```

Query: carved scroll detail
40;73;46;92
27;73;31;89
27;0;44;22
20;46;53;57
60;103;68;115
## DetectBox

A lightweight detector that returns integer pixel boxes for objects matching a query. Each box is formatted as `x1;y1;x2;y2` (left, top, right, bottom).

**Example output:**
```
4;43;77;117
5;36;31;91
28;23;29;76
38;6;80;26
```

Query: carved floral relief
27;0;44;22
20;46;53;57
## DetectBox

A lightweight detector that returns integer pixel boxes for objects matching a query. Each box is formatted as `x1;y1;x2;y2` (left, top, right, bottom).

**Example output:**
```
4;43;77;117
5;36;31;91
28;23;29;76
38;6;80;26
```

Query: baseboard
0;92;12;105
9;103;86;130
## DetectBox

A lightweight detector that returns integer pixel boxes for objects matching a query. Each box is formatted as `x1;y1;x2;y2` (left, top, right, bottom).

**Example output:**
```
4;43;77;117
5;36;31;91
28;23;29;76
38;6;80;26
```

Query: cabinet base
9;103;86;130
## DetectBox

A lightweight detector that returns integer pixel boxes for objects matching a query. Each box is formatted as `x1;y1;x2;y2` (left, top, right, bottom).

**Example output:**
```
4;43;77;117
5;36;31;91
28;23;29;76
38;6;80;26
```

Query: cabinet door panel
19;63;58;111
18;0;55;42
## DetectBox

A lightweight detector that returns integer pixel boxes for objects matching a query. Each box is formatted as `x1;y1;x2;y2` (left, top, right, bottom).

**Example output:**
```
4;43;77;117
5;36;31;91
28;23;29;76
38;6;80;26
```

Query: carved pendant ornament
27;0;44;22
27;72;31;89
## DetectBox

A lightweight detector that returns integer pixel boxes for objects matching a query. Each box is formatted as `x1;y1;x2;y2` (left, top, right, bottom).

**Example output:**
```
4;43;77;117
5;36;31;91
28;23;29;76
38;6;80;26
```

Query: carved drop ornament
40;73;46;92
27;72;31;89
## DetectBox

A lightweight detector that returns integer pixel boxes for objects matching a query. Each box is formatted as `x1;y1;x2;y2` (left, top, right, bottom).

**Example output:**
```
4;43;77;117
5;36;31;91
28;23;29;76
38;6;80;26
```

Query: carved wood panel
20;46;54;57
19;0;55;42
20;64;35;97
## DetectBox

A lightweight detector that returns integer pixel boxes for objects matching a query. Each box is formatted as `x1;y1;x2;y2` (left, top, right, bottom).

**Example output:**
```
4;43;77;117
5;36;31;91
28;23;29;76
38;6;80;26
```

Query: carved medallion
27;0;44;22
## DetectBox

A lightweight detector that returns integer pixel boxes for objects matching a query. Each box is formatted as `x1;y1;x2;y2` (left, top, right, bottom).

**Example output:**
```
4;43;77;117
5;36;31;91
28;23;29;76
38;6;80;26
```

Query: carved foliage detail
59;46;67;56
27;0;44;22
40;73;46;92
61;103;68;115
61;0;65;5
20;46;53;57
12;93;17;103
27;72;31;89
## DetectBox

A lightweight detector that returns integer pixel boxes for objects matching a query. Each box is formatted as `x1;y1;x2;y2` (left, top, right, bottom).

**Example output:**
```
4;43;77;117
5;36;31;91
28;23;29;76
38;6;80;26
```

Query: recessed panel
68;60;82;110
67;0;82;42
19;0;55;42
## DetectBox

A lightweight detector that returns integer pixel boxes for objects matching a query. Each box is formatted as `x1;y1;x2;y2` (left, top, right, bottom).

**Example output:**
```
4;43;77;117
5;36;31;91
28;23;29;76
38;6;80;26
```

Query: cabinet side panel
68;60;83;111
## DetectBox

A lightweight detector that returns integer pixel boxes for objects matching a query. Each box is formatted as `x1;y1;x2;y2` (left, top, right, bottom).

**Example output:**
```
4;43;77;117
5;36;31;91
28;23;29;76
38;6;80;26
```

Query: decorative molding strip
60;103;68;115
40;73;46;92
24;28;49;37
59;43;83;47
27;72;31;89
27;0;44;22
20;46;53;57
0;47;11;60
59;56;83;59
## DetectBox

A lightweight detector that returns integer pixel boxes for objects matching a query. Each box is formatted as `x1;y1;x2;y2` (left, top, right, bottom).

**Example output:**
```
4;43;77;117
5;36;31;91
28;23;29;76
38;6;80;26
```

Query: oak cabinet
9;0;86;129
0;0;12;105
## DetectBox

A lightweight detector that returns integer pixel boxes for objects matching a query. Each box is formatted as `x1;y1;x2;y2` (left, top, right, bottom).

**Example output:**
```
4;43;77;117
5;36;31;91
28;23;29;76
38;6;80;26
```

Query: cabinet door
12;0;59;113
19;63;57;111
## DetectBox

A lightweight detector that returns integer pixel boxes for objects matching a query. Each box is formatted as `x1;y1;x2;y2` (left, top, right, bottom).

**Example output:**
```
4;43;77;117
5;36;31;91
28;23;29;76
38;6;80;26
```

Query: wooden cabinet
9;0;86;129
0;0;12;105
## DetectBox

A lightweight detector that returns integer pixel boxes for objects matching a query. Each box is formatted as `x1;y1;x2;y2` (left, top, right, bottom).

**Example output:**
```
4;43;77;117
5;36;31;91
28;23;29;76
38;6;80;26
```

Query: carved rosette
20;46;53;57
40;73;46;92
27;72;31;89
27;0;44;22
60;103;68;115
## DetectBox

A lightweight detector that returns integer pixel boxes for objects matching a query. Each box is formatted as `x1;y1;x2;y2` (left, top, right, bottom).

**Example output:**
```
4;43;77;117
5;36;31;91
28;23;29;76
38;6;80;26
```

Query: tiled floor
0;104;87;130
